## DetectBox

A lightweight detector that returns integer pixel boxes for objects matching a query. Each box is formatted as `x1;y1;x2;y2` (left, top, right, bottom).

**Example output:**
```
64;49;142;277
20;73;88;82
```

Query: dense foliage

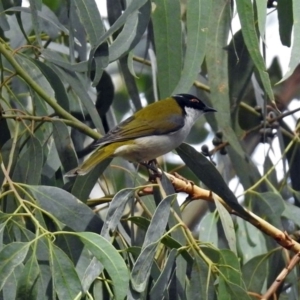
0;0;300;299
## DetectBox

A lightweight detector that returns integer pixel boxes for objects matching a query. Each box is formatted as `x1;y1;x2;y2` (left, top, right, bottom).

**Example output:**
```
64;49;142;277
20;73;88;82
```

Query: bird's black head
173;94;216;113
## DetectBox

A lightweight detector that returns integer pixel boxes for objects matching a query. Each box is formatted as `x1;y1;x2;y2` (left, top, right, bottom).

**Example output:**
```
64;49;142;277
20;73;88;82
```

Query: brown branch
261;252;300;300
139;172;300;254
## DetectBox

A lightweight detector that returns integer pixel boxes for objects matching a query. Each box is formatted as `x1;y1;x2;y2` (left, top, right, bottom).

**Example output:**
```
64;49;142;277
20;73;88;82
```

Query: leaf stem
0;41;100;140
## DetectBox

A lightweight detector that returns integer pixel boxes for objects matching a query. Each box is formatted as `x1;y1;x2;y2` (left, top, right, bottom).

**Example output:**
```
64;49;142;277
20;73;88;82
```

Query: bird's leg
139;160;162;182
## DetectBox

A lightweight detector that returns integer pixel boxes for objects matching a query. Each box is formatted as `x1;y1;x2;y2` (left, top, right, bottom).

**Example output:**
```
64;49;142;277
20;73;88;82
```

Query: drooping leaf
242;251;275;293
131;194;175;292
49;243;82;300
186;255;216;300
27;185;103;232
101;188;135;240
150;249;176;299
218;250;251;299
16;254;40;300
76;232;130;300
173;0;211;94
152;0;182;98
215;199;237;254
12;136;43;185
0;242;30;290
52;121;78;173
236;0;274;101
177;143;252;220
32;59;70;111
277;0;293;47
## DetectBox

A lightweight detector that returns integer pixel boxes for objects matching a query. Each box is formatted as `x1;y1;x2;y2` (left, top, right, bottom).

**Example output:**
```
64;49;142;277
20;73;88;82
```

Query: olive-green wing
95;98;184;147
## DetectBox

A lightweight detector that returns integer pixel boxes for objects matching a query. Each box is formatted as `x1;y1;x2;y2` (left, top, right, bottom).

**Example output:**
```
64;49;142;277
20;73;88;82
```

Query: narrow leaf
16;255;40;300
152;0;182;98
177;143;251;220
131;194;175;292
76;232;129;300
32;59;70;111
277;0;293;47
12;137;43;185
236;0;274;101
49;243;82;300
173;0;211;94
279;0;300;83
27;185;103;232
0;242;30;290
150;249;176;299
215;199;237;254
73;0;105;47
101;188;135;240
52;121;78;172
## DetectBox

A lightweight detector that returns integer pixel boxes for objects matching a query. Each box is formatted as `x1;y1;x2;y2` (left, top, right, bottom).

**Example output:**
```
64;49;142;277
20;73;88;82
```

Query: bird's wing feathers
93;98;185;147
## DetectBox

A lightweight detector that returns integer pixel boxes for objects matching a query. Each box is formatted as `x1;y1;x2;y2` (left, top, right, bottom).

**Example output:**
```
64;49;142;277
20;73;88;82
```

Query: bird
67;94;216;176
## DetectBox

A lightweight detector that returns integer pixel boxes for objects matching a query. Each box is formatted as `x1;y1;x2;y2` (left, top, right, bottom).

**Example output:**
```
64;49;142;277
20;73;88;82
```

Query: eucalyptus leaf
76;232;130;300
0;242;30;290
131;194;175;292
236;0;274;101
152;0;182;98
49;243;82;300
27;185;103;232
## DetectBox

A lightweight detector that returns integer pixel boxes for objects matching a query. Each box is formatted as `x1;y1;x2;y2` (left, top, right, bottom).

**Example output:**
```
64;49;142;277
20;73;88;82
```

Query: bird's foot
140;160;162;182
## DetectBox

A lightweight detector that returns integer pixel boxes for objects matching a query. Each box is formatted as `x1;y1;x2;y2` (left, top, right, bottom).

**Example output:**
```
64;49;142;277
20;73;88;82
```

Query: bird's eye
190;98;199;103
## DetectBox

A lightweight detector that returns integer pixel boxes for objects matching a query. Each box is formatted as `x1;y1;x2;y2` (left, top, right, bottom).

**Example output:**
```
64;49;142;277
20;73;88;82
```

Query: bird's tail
65;144;115;176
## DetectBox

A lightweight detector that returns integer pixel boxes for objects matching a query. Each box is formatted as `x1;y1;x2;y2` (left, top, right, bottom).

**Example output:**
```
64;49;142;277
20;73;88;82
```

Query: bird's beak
204;106;217;113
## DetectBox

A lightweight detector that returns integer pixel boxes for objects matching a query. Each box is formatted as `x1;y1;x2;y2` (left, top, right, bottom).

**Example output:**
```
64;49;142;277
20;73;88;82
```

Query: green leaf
236;218;267;263
277;0;293;47
187;255;215;300
13;137;43;185
109;1;151;62
52;121;78;172
76;232;129;300
255;0;266;39
283;202;300;227
198;212;218;247
16;255;40;300
15;54;55;99
73;0;105;47
101;188;135;240
242;251;275;293
2;264;23;300
218;250;251;299
32;59;70;111
49;243;82;300
228;30;253;108
6;5;70;38
251;192;285;228
28;0;42;45
177;143;251;220
27;185;103;232
173;0;211;94
131;194;175;292
152;0;182;98
206;0;260;192
54;66;103;131
71;158;112;201
0;242;30;290
94;0;148;49
150;249;176;298
0;1;9;31
279;0;300;83
215;200;237;254
42;49;88;72
236;0;274;101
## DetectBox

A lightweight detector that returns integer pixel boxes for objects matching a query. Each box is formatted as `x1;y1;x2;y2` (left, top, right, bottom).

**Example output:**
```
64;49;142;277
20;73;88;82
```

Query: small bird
67;94;216;176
